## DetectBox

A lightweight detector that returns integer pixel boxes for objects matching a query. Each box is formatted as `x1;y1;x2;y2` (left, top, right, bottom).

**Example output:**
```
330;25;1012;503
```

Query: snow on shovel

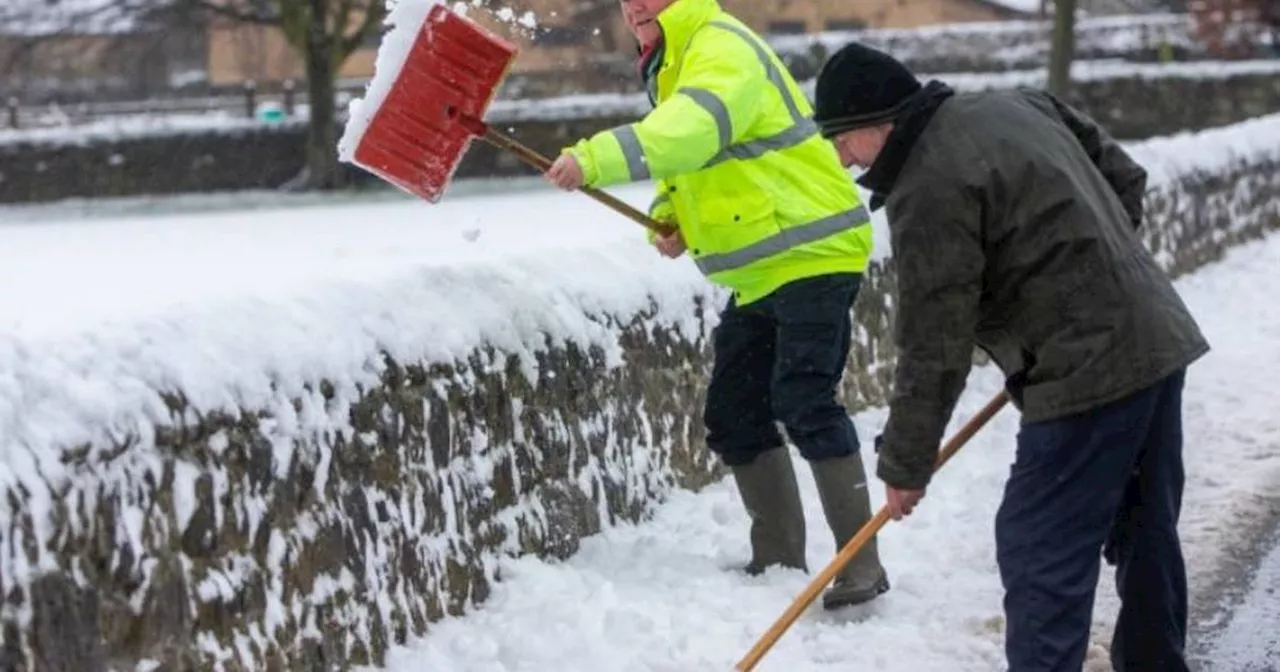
338;3;673;237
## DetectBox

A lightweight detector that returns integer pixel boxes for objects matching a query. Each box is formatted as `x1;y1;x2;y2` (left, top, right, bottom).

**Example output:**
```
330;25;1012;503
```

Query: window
824;19;867;31
766;20;807;36
533;25;588;47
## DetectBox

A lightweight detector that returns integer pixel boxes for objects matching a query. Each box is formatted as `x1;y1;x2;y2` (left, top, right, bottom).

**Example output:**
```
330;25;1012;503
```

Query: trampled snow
1199;535;1280;669
369;231;1280;672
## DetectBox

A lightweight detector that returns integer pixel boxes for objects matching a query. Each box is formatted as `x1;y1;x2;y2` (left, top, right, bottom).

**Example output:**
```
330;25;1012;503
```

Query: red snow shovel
735;390;1011;671
345;4;673;237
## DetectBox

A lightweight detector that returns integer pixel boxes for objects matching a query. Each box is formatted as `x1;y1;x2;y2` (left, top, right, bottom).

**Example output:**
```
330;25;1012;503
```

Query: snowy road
1190;492;1280;671
1201;533;1280;670
369;233;1280;671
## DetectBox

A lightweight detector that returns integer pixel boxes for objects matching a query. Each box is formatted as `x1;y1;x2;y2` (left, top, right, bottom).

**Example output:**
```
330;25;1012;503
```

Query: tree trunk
1047;0;1077;99
299;0;342;190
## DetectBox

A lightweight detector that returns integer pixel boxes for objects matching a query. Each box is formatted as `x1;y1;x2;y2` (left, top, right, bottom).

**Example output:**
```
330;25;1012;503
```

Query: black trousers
996;370;1190;672
703;273;862;467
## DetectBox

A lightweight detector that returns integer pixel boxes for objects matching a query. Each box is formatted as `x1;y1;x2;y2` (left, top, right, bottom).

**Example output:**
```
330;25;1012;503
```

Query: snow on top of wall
985;0;1042;12
1127;113;1280;186
0;112;280;147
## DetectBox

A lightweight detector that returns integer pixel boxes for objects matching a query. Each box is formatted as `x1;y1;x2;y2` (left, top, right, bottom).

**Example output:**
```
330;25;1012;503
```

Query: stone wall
1;313;723;672
1;146;1277;670
2;68;1278;205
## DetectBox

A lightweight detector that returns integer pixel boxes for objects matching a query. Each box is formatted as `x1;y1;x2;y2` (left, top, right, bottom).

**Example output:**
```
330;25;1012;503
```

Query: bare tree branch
276;0;308;50
339;0;384;61
331;0;354;43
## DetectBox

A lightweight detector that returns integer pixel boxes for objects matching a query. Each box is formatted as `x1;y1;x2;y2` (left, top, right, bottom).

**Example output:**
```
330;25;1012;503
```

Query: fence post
283;79;296;116
244;80;257;118
6;97;17;129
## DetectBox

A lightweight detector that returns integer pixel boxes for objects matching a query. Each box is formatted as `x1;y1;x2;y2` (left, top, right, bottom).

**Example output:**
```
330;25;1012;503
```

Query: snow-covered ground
366;230;1280;672
1200;534;1280;669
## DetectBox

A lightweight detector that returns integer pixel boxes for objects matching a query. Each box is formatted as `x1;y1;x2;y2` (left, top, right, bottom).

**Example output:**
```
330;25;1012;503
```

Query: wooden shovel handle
480;126;676;237
734;390;1012;671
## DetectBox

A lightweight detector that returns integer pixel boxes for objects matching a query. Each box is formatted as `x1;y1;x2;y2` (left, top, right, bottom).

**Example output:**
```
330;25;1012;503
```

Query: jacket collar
656;0;720;63
638;39;664;105
856;80;955;211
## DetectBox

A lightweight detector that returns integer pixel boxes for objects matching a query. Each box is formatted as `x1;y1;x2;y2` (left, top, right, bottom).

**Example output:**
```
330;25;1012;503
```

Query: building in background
1189;0;1279;57
206;0;1032;91
205;15;377;89
0;0;207;104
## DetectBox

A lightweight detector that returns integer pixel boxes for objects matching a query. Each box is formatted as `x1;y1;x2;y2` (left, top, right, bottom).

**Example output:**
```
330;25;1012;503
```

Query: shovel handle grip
479;126;676;238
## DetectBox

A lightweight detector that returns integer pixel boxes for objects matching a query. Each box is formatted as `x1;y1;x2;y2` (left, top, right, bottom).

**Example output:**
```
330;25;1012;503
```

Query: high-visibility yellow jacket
565;0;873;305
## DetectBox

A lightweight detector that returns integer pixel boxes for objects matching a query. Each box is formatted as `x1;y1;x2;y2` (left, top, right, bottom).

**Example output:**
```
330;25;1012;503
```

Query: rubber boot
810;454;890;609
730;446;808;575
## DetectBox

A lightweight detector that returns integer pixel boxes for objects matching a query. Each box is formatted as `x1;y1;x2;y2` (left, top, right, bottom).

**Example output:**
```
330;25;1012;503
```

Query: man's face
833;125;892;170
620;0;670;48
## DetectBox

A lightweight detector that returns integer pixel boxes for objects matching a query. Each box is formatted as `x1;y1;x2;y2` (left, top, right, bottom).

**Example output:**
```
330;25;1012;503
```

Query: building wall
206;21;376;87
4;27;207;101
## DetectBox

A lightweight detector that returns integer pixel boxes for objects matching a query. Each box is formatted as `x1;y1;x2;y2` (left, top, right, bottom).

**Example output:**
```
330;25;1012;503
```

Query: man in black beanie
812;42;1209;671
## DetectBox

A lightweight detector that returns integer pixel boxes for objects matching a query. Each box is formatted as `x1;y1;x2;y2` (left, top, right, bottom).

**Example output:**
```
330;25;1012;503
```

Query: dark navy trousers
703;273;862;467
996;369;1191;672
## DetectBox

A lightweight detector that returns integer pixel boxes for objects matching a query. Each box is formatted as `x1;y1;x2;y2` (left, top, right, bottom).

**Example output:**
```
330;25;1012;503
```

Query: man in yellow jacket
545;0;888;609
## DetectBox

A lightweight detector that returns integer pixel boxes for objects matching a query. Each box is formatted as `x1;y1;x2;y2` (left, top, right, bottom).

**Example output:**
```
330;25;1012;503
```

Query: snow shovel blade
347;4;517;203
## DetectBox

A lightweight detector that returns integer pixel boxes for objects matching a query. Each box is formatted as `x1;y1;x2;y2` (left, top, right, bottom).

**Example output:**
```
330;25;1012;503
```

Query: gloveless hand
655;228;686;258
545;153;585;190
885;485;926;521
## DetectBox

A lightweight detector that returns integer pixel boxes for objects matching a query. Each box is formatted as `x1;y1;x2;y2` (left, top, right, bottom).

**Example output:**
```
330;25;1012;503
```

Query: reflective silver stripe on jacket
700;20;819;168
694;206;870;275
610;125;650;181
677;86;733;151
612;20;815;184
613;86;731;180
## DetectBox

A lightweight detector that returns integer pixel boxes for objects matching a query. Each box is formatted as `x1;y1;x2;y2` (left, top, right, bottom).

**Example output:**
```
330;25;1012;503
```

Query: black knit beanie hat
813;42;922;139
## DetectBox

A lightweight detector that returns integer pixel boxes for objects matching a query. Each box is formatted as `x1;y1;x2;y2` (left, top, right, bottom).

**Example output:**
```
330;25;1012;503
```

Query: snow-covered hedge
1;116;1279;671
